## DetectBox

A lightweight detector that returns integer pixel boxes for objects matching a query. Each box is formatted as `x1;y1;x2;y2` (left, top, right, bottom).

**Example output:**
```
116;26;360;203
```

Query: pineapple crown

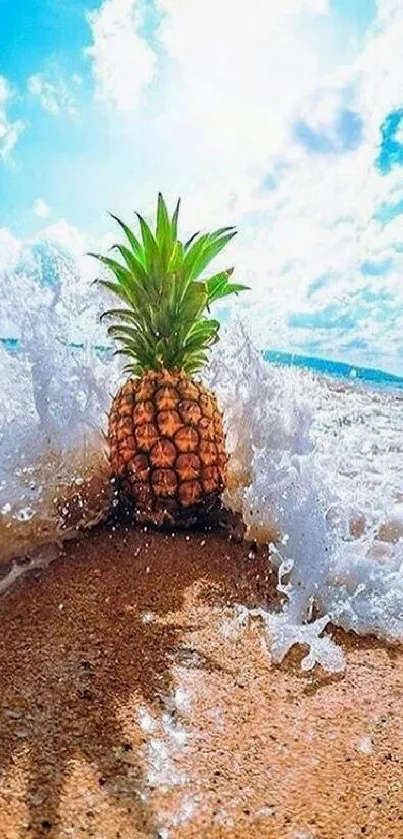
89;193;248;376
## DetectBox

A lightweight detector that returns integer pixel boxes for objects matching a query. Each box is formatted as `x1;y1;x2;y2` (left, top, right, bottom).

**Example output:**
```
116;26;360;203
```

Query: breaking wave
1;233;403;672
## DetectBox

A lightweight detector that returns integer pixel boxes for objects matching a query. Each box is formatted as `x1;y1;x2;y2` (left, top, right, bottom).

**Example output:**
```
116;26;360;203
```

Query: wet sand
0;524;402;838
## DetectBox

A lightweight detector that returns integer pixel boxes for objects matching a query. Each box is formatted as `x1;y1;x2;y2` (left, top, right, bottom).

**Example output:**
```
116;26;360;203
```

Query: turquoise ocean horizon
2;337;403;392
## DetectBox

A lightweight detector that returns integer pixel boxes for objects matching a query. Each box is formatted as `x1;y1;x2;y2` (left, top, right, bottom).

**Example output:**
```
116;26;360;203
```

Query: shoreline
1;522;403;838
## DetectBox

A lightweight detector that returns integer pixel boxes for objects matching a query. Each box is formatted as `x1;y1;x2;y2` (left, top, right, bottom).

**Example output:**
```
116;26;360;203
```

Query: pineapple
91;194;248;526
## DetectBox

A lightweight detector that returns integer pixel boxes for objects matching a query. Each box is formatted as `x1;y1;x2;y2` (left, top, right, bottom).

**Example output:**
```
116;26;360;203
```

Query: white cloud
130;0;402;374
157;0;330;172
32;199;51;219
37;219;90;256
0;76;24;162
86;0;157;111
27;73;78;116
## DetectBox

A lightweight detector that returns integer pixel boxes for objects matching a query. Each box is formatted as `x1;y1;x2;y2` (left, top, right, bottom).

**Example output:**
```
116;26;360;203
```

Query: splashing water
208;324;403;669
0;235;118;562
207;327;346;671
1;237;403;671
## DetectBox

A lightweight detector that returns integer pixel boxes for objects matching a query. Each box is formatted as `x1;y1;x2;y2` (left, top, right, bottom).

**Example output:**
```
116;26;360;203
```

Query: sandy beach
0;522;402;838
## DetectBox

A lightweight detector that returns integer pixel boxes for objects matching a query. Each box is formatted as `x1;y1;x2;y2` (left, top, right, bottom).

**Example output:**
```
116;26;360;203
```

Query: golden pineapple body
108;369;228;525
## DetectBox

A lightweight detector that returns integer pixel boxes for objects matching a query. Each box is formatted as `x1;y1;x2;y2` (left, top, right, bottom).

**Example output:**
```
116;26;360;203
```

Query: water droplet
357;735;373;754
16;507;35;522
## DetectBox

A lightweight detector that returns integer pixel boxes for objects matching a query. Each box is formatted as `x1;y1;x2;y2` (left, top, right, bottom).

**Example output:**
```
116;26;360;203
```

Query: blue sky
0;0;377;236
1;0;403;374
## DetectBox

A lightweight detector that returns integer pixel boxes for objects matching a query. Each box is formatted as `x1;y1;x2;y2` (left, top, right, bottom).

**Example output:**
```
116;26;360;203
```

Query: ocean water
264;349;403;391
1;240;403;672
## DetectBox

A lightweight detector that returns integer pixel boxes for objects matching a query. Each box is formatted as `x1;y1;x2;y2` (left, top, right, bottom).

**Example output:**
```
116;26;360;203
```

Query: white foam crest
0;236;119;562
207;324;403;669
0;236;115;448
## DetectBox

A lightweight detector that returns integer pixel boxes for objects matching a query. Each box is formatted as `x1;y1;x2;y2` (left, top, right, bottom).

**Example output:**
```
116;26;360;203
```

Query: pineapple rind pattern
108;369;227;525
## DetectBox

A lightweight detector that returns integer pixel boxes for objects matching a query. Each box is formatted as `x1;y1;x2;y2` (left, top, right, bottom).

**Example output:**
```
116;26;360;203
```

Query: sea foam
208;325;403;669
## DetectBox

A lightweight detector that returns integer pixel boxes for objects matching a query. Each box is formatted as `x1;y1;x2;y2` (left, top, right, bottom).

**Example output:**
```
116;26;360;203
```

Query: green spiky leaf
220;282;250;297
108;214;144;263
110;243;149;284
190;230;237;280
91;193;248;375
156;192;172;265
171;198;181;241
135;213;160;275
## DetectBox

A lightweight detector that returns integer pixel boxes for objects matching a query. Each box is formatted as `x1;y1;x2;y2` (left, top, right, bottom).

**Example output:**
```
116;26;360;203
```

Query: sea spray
0;234;117;562
207;324;345;671
209;324;403;667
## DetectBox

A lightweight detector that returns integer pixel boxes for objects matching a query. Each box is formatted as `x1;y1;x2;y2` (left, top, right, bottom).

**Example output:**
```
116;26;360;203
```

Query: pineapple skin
108;369;228;526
